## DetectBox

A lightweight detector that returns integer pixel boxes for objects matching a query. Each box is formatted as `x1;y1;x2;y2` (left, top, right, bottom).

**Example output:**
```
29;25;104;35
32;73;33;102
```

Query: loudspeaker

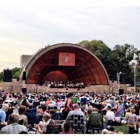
22;88;27;94
119;89;124;95
119;73;125;84
22;71;26;80
3;69;12;82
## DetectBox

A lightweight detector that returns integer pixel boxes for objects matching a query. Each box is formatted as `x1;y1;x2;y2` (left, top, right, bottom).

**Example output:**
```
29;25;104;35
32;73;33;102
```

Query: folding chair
69;115;86;134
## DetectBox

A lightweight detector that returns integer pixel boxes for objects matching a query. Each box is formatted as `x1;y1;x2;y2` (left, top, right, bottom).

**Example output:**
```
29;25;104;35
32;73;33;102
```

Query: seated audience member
0;113;28;134
0;104;9;125
20;97;29;107
105;105;118;123
49;109;60;120
114;106;121;118
109;97;116;107
118;101;124;117
102;126;117;134
134;103;139;115
33;98;40;108
56;99;65;110
18;105;28;127
36;105;44;116
40;101;47;112
107;126;117;133
60;122;72;134
87;102;93;111
13;102;19;114
48;101;55;110
86;108;103;134
102;109;108;129
34;112;58;134
45;98;51;108
66;104;86;123
79;102;86;113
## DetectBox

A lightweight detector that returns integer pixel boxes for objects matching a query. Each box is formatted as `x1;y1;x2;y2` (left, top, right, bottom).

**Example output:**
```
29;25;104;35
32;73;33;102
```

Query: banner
58;52;75;66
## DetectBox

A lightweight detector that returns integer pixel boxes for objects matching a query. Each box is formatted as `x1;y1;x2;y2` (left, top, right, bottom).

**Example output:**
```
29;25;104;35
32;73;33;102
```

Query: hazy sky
0;1;140;72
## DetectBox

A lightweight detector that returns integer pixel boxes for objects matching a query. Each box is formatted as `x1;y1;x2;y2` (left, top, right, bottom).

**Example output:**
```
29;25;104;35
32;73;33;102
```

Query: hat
104;103;112;110
106;103;112;107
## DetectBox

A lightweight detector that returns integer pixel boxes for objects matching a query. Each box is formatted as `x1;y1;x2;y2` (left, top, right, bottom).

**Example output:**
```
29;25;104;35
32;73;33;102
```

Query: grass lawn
115;124;129;134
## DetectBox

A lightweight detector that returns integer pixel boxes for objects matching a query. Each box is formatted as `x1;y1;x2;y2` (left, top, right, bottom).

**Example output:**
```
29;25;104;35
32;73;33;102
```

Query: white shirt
106;110;115;121
42;119;52;133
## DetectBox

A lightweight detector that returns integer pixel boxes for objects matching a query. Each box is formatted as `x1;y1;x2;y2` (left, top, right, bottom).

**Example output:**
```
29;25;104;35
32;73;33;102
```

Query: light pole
34;73;40;94
117;72;122;94
129;59;138;94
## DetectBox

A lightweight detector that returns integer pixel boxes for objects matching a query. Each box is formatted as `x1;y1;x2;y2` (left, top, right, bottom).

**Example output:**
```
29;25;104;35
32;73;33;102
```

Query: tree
111;44;138;85
78;40;112;80
0;67;22;82
78;41;138;85
0;71;4;82
12;67;23;79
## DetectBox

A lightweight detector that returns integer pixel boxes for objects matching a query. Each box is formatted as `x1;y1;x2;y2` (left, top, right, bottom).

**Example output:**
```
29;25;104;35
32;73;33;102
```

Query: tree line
78;40;140;86
0;40;140;86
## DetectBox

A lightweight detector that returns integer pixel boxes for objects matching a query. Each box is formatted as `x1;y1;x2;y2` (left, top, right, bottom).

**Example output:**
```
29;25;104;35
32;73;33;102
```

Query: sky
0;0;140;72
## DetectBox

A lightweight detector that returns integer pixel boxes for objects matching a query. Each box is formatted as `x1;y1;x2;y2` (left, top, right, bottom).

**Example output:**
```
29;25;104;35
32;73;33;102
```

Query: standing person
127;108;137;134
63;93;73;120
124;108;131;124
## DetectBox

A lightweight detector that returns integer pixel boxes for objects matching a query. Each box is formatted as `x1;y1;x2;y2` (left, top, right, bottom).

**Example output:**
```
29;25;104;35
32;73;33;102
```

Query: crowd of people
44;81;85;88
0;90;140;134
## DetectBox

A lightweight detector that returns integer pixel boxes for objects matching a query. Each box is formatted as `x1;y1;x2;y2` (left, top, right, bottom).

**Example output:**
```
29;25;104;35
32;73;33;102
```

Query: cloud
0;6;140;72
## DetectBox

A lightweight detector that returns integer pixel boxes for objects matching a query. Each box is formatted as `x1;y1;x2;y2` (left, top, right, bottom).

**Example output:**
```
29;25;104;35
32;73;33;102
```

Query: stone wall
0;81;136;94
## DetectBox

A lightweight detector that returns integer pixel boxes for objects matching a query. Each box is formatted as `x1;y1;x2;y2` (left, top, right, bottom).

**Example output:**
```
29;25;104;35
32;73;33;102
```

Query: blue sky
0;0;140;72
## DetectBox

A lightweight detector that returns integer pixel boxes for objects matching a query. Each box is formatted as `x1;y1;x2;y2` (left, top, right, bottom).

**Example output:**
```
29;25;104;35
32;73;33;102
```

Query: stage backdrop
58;52;75;66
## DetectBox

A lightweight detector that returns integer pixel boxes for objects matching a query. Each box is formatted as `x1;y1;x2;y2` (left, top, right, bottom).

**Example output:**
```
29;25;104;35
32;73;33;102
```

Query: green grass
115;124;129;134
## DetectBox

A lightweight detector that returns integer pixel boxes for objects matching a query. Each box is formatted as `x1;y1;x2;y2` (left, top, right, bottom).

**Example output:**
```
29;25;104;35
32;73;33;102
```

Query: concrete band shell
20;43;110;86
